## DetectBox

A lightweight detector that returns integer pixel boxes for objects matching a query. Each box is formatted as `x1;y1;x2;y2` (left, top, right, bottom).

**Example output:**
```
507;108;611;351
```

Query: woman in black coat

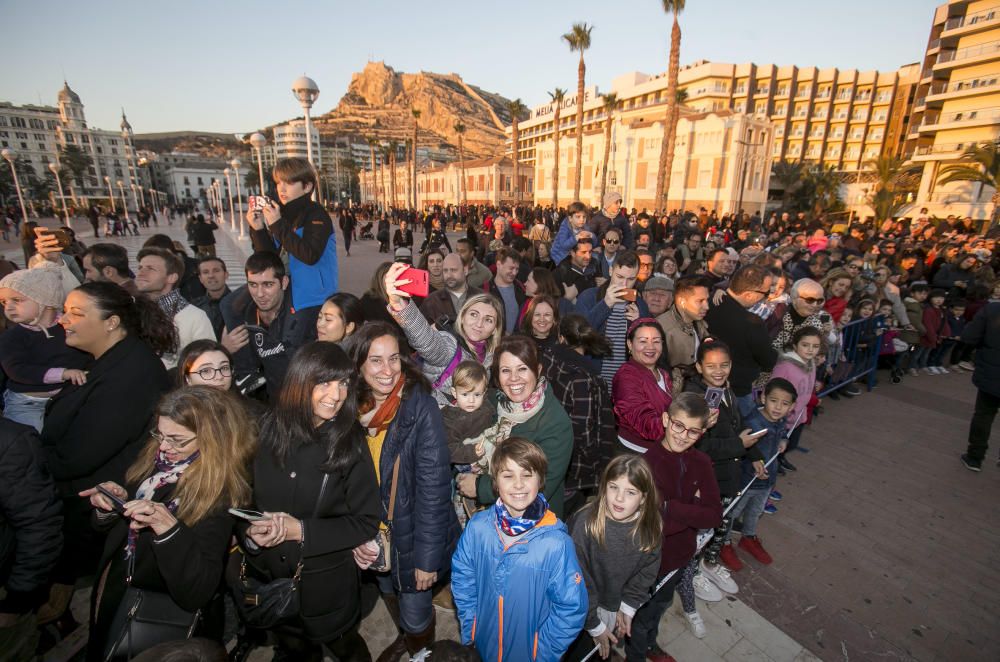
244;343;380;661
349;322;460;660
81;386;254;661
40;282;175;619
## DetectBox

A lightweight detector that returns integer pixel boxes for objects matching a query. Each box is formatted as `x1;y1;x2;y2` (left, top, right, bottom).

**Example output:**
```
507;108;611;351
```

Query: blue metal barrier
818;315;884;396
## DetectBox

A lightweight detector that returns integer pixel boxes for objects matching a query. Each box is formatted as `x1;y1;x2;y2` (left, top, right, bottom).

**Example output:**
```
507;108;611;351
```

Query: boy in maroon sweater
625;392;722;662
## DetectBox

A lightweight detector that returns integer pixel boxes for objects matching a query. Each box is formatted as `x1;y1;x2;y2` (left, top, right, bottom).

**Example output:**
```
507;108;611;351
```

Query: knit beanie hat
0;264;65;310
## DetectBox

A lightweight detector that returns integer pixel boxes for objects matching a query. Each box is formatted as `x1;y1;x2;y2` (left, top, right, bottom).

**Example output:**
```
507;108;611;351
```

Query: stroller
359;222;374;240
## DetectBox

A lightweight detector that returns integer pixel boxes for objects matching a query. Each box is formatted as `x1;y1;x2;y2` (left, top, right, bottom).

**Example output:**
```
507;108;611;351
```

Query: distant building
0;82;141;205
360;156;530;208
908;0;1000;220
147;152;232;206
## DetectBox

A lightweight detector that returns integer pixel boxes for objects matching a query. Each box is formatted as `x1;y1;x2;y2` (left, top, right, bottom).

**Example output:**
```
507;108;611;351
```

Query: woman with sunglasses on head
80;386;255;660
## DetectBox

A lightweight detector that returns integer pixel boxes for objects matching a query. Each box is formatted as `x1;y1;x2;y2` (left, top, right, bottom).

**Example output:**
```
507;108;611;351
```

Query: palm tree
379;144;389;212
801;163;844;217
865;155;919;222
771;159;805;210
563;22;593;201
507;98;528;202
387;140;399;209
454;121;468;207
366;136;379;210
653;0;686;213
598;93;619;203
937;141;1000;227
549;87;567;208
404;137;413;209
411;108;421;210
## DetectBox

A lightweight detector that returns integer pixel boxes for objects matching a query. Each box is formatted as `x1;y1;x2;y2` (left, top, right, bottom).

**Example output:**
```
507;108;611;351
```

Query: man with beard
420;253;469;327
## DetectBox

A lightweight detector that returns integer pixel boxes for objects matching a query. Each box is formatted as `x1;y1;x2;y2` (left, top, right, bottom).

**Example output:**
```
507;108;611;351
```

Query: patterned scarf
156;289;189;319
360;376;404;433
494;493;549;536
125;449;199;558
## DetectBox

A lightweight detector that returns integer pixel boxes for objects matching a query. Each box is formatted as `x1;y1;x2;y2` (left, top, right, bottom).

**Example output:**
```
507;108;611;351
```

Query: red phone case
398;267;429;298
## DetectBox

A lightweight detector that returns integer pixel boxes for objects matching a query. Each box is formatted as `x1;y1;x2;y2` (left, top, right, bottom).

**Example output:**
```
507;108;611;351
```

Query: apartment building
909;0;1000;219
359;156;524;208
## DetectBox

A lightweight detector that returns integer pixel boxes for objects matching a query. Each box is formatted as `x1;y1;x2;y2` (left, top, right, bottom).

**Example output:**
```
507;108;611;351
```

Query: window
183;176;190;185
0;117;7;127
698;168;711;188
38;143;45;151
197;176;204;185
20;142;27;149
29;118;44;129
15;132;26;139
11;117;26;128
33;133;45;141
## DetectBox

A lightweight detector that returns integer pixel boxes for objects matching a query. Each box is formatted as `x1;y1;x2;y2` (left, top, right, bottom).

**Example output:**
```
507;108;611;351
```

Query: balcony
941;6;999;37
935;39;1000;68
912;142;970;159
921;106;1000;130
926;74;1000;102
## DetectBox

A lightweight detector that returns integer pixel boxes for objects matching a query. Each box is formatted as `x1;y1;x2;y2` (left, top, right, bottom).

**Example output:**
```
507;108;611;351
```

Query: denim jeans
375;572;434;633
727;488;770;538
3;390;49;432
910;345;931;370
929;339;955;368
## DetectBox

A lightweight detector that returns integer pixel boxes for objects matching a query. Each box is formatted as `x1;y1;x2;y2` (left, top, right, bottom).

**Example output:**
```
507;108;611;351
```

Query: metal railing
819;316;883;395
929;74;1000;95
937;39;1000;63
944;6;998;30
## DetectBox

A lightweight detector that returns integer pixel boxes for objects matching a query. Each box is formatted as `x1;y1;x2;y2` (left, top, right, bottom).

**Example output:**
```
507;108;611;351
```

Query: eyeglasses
668;420;704;441
604;239;620;245
188;364;232;381
150;429;197;450
799;296;825;305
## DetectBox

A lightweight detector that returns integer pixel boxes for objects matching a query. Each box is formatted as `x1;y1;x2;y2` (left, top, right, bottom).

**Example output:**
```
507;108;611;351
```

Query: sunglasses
605;238;620;245
799;296;825;305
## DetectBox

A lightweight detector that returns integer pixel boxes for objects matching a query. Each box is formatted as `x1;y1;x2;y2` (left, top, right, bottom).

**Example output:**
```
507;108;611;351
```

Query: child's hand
753;461;768;480
738;428;759;448
593;629;618;659
706;408;720;428
62;369;87;386
474;442;485;457
778;439;788;454
456;473;478;498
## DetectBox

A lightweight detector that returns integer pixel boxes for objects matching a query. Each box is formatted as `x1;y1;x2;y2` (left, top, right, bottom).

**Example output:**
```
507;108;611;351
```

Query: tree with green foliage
563;22;593;201
59;144;93;191
548;88;567;208
937;141;1000;228
654;0;686;212
771;159;805;211
507;98;528;201
598;93;619;203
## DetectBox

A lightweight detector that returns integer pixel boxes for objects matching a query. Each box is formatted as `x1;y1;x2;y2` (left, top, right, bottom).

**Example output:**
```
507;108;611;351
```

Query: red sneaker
738;535;773;565
646;645;678;662
719;543;744;571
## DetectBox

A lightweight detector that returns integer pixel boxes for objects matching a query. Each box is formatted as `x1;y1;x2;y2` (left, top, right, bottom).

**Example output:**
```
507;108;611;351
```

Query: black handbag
231;473;329;628
104;554;201;661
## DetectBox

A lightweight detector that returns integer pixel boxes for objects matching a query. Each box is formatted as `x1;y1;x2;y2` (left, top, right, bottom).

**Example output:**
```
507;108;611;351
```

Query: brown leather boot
376;593;407;662
404;611;436;655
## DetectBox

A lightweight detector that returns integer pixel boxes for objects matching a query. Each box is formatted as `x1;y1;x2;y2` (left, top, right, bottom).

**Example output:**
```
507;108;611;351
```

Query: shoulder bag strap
385;456;402;525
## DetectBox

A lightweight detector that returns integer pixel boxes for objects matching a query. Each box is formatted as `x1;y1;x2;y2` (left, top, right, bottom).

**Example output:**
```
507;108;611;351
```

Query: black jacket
89;482;232;660
682;375;764;497
191;219;219;246
377;388;460;592
0;419;62;613
191;287;232;340
704;294;777;397
393;228;414;249
247;426;380;641
962;301;1000;398
41;335;171;497
419;229;452;254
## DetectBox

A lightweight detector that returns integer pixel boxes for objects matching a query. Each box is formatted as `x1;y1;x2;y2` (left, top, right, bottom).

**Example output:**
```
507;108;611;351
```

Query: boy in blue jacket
723;378;796;569
550;201;593;266
451;437;587;661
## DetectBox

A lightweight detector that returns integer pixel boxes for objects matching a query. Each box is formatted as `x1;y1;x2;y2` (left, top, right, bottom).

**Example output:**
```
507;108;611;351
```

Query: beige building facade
908;0;1000;220
359;157;524;208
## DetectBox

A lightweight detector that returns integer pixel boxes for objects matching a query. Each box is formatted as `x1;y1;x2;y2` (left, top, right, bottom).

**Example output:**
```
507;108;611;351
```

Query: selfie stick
580;408;807;661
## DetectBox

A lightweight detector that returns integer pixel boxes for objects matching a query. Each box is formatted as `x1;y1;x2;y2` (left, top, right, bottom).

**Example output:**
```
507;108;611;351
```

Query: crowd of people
0;155;998;662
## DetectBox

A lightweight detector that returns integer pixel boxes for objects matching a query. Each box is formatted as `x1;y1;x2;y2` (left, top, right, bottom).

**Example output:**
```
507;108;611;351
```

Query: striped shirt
600;303;629;385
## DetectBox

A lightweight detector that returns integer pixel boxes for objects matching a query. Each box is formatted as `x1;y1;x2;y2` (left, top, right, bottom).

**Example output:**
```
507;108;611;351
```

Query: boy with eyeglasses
626;393;721;662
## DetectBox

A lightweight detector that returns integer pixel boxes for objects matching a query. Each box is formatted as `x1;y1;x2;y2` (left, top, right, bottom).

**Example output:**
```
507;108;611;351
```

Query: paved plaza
12;216;999;662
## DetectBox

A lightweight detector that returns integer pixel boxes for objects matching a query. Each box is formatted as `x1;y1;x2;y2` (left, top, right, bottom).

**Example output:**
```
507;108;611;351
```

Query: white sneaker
700;559;739;594
685;610;707;639
938;367;950;374
692;572;723;602
909;368;919;377
959;361;975;371
924;367;937;375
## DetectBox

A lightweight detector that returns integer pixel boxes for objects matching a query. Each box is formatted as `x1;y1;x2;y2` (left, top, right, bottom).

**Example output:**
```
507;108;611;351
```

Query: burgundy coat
612;359;673;452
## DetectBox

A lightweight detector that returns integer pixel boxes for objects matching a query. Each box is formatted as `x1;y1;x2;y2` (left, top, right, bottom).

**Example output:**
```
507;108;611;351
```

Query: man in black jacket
704;265;777;417
191;256;232;340
960;297;1000;471
0;419;62;654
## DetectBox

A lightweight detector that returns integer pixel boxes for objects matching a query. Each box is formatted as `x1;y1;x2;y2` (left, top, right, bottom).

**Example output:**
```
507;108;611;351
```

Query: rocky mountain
133;131;248;159
310;61;514;158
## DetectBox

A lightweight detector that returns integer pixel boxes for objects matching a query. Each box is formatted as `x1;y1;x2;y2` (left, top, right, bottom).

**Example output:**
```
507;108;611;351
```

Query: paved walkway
19;216;997;661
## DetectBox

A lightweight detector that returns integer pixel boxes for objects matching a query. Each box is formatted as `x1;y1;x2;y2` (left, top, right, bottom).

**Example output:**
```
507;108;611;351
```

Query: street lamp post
291;76;320;166
116;181;130;224
249;133;268;196
231;159;244;238
1;149;29;225
223;168;235;231
104;176;116;212
48;162;71;226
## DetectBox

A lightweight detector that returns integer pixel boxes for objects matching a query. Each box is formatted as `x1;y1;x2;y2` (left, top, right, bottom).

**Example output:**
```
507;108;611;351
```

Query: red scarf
361;377;404;433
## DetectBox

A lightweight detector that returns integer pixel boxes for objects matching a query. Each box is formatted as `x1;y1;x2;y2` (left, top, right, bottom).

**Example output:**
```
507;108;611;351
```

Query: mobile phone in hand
248;196;273;212
620;288;638;302
97;485;127;514
398;267;429;298
705;387;724;409
228;508;266;522
35;227;73;250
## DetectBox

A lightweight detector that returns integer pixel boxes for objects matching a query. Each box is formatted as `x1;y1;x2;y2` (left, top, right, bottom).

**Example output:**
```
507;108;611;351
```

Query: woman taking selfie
82;386;254;660
243;343;380;661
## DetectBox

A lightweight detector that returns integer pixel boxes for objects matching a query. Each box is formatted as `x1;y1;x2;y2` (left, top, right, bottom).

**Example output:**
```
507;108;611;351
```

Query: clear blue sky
1;0;941;135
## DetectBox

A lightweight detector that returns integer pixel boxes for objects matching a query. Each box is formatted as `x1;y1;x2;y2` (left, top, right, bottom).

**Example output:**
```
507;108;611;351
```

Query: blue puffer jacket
379;387;460;592
740;407;788;491
452;508;588;662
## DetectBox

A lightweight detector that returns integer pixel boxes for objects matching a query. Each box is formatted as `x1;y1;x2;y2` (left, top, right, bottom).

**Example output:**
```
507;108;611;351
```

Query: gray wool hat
0;264;65;309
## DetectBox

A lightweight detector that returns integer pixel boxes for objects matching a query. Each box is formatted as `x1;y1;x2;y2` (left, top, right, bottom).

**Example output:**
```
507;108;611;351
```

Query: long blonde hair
127;386;255;525
455;293;504;352
585;455;661;553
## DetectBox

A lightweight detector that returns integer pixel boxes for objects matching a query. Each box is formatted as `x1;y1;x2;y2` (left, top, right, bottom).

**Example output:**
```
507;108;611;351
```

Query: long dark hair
559;313;611;357
75;281;177;355
176;339;233;388
346;321;428;412
262;342;364;473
